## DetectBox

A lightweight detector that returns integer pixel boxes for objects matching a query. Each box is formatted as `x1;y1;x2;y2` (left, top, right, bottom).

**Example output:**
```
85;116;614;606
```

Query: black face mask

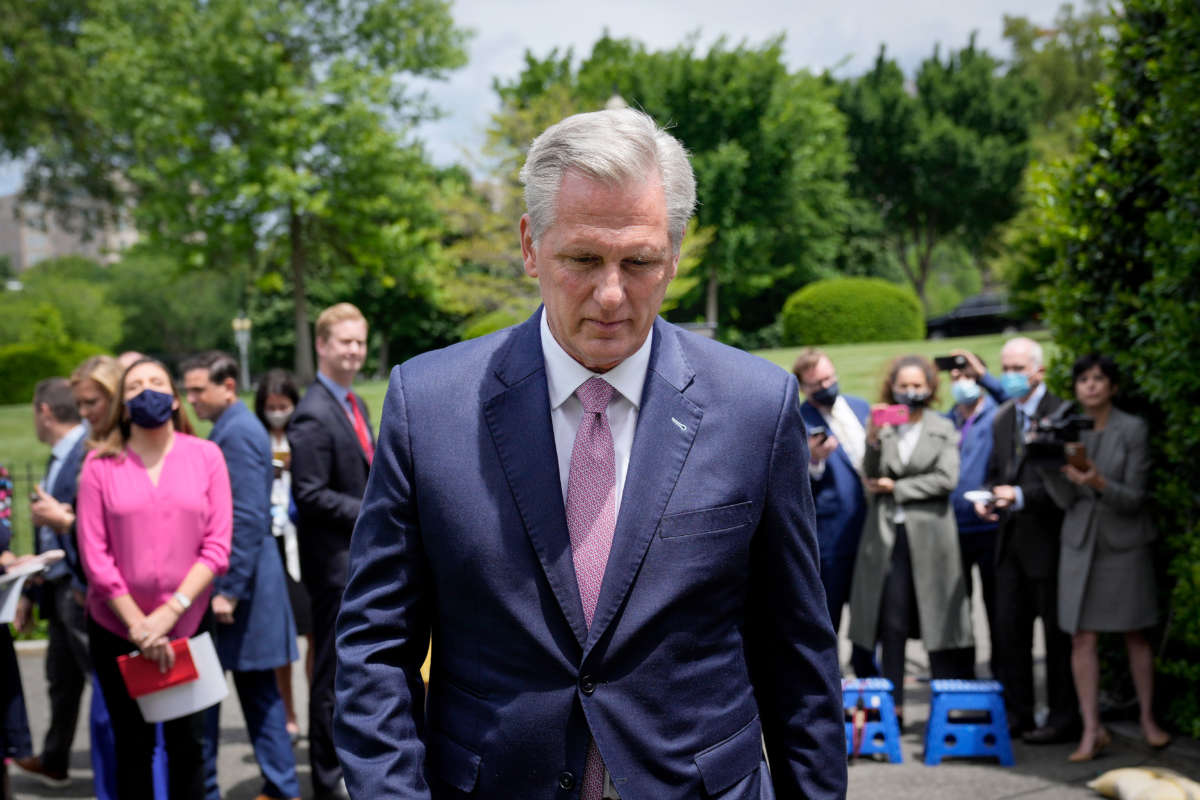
893;390;931;409
810;381;840;407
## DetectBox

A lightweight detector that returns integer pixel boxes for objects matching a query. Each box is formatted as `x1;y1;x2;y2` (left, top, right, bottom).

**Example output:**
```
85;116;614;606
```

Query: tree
1038;0;1200;736
21;0;467;381
492;34;853;341
838;40;1037;311
0;256;122;351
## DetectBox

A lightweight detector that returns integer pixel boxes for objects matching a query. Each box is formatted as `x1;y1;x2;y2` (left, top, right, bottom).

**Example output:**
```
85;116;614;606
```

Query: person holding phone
793;349;877;678
1041;354;1169;761
847;355;972;720
76;358;232;798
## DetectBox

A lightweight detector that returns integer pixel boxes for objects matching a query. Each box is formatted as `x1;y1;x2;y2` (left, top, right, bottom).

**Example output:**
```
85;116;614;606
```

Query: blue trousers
203;669;299;799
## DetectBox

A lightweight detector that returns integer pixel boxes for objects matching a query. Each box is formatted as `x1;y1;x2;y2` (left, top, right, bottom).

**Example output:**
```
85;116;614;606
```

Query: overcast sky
0;0;1066;194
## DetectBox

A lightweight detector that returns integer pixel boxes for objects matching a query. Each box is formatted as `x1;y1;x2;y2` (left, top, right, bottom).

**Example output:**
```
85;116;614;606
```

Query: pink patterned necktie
565;376;616;800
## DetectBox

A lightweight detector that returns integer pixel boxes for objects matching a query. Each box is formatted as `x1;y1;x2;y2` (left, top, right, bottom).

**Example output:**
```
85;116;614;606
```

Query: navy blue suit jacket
947;395;1000;536
800;395;869;565
210;400;297;670
33;431;88;601
334;311;845;800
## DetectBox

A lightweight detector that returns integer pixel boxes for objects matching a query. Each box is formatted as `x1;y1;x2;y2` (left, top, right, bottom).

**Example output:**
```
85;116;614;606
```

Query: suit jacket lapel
587;321;700;652
484;313;589;648
314;381;369;465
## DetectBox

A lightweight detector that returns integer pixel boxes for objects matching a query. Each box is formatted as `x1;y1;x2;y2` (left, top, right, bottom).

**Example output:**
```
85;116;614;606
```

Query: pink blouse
76;433;232;640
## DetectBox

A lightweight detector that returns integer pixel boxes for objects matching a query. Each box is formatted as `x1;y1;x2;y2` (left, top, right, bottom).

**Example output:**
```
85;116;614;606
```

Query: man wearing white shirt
795;349;876;677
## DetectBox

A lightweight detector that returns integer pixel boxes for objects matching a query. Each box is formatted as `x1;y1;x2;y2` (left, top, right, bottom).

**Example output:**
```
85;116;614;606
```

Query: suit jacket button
580;675;595;695
558;771;575;790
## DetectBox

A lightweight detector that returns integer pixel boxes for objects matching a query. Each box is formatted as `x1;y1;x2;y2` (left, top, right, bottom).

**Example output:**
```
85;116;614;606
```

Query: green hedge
0;340;104;405
1038;0;1200;736
460;310;521;341
778;277;924;346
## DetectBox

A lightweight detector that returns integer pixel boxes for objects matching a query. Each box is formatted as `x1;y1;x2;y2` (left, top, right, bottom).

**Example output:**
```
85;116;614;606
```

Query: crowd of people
0;302;375;799
795;339;1171;762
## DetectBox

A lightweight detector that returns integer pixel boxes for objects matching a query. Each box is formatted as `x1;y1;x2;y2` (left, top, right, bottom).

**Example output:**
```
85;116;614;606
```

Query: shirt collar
316;371;353;408
1019;381;1047;418
51;424;86;461
540;309;652;411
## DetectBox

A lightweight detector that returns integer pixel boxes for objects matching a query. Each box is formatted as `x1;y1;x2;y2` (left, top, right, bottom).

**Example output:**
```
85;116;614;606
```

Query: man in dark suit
794;348;876;678
334;109;844;800
977;337;1079;743
183;351;301;800
289;303;374;799
14;379;88;788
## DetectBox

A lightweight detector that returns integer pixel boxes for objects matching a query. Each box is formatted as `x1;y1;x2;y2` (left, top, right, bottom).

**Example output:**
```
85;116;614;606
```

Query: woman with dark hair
76;357;231;797
1042;353;1169;761
254;369;312;740
848;355;973;720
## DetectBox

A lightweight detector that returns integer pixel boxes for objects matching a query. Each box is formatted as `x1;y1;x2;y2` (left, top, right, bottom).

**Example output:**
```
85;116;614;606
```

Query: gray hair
520;108;696;252
1002;336;1044;369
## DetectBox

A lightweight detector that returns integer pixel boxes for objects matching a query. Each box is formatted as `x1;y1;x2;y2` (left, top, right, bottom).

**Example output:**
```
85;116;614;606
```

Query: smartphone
807;424;829;443
934;354;967;372
1065;442;1090;471
871;405;910;427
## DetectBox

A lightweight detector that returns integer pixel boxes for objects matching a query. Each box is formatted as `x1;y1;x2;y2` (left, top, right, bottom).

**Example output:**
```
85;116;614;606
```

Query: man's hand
865;477;895;494
951;349;987;379
14;596;34;633
974;501;999;522
991;485;1017;509
30;487;75;532
212;594;238;625
808;434;839;463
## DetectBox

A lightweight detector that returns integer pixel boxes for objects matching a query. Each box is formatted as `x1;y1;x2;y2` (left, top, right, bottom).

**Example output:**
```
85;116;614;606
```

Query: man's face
316;319;368;383
798;357;838;405
521;169;678;373
183;368;235;421
1000;343;1042;396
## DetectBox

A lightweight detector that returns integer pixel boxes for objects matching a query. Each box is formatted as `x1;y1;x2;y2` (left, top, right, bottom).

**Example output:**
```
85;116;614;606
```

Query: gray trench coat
848;412;974;653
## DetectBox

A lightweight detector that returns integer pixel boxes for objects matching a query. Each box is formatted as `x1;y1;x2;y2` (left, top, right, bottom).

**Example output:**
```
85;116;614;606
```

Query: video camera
1024;405;1094;464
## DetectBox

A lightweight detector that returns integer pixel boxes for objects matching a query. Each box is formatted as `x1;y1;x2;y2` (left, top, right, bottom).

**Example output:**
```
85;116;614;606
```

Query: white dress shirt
809;395;867;480
541;311;652;512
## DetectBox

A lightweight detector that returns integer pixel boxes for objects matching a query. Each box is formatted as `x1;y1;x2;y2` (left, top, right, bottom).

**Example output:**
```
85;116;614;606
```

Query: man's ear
520;215;538;278
221;377;238;397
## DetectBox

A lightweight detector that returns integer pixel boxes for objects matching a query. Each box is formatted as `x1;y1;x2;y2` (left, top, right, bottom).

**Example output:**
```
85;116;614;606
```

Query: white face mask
265;409;293;430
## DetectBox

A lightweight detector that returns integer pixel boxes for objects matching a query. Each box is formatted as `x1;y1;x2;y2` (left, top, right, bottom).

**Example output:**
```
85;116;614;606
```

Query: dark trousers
89;616;207;800
957;530;998;676
992;553;1078;730
306;580;344;794
41;581;90;773
203;668;300;799
877;525;973;711
821;555;879;678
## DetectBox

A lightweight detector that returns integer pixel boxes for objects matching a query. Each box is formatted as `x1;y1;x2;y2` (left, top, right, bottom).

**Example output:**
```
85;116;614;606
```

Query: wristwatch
172;591;192;611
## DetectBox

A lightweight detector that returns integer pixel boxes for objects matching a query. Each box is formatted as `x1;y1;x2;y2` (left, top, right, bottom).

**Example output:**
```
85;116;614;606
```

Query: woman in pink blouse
76;357;231;799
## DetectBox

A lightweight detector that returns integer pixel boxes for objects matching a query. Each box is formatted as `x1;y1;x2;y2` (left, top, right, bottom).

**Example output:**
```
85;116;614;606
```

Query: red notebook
117;639;200;698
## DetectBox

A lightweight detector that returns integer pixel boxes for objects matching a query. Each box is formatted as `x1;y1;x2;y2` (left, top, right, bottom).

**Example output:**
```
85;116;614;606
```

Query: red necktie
348;394;374;464
565;377;616;800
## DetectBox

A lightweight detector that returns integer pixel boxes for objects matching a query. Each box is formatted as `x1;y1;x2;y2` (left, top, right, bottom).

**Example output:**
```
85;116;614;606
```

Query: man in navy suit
289;303;374;800
183;352;300;800
794;349;876;679
14;379;89;787
334;109;844;800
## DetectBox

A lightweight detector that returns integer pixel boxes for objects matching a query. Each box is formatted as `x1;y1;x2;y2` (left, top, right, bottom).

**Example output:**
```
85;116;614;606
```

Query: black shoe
1022;724;1079;745
1008;718;1036;738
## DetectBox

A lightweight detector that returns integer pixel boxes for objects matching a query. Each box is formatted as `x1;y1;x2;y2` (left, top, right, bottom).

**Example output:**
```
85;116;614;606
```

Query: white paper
133;632;229;723
0;575;29;624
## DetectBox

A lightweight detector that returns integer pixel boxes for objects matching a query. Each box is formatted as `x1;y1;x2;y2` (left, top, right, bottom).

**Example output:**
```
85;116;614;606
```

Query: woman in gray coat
1042;354;1170;761
848;355;973;719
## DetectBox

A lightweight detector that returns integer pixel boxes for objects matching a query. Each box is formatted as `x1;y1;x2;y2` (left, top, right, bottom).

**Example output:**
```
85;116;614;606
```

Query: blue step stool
923;679;1014;766
842;678;903;763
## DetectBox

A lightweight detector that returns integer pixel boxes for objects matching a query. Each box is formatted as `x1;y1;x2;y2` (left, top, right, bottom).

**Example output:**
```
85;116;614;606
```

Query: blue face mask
1000;371;1031;400
951;378;982;406
809;381;840;407
126;389;176;429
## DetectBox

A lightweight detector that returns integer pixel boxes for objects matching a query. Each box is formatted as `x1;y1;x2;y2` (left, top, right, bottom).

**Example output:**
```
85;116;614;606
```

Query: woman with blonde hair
77;357;231;798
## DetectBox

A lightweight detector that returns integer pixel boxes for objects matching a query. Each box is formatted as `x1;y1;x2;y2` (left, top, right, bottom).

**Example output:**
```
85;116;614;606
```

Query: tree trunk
706;262;719;327
290;205;314;383
376;331;389;380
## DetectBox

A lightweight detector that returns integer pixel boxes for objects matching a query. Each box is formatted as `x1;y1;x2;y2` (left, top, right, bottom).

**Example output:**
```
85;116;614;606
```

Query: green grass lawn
0;330;1049;553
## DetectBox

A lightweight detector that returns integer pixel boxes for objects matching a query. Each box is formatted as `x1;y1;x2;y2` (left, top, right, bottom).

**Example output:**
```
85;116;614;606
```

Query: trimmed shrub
778;277;924;346
0;340;104;405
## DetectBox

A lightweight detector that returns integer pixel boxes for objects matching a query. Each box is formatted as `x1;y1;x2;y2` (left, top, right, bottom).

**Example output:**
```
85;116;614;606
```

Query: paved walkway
10;583;1199;798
